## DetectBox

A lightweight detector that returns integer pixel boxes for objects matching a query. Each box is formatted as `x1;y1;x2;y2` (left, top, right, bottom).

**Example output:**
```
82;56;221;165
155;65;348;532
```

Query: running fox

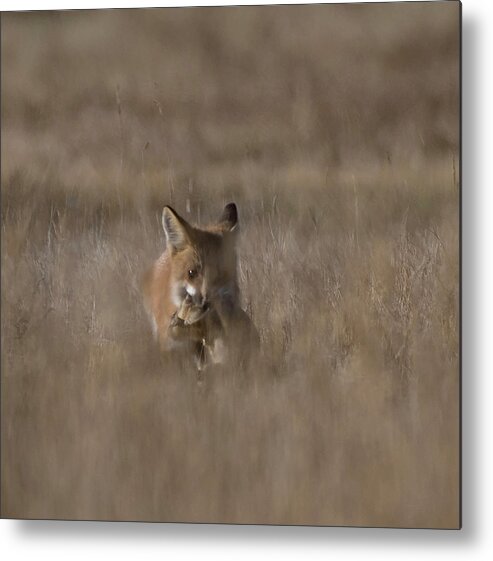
142;203;258;370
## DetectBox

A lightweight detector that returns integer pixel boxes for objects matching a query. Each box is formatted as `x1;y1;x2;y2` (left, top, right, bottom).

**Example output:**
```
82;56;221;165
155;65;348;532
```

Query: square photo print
0;1;461;528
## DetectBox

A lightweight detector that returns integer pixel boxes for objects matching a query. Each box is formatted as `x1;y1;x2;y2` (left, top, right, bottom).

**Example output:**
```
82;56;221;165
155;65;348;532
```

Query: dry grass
1;3;460;527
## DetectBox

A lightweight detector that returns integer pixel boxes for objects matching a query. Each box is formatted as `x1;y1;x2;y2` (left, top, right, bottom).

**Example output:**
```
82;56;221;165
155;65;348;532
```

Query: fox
142;202;259;372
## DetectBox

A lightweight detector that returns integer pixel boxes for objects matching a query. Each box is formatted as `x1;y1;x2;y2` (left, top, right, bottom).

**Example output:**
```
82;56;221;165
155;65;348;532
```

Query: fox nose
201;300;210;312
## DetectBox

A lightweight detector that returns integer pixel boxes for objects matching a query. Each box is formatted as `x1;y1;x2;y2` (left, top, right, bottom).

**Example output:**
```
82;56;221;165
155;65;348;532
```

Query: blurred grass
1;3;459;527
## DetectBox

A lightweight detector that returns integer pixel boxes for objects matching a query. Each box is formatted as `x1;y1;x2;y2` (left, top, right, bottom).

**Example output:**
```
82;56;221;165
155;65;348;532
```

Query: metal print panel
0;1;461;528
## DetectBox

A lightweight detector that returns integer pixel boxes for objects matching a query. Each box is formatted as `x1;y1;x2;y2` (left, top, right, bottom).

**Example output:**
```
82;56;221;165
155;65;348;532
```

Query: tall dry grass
1;3;459;527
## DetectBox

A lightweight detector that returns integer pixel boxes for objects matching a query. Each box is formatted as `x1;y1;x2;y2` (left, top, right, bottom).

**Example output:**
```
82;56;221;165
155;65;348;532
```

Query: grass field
1;3;460;527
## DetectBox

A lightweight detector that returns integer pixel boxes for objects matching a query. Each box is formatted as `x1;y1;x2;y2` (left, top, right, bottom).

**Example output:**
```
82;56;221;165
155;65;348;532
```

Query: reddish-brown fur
142;203;258;369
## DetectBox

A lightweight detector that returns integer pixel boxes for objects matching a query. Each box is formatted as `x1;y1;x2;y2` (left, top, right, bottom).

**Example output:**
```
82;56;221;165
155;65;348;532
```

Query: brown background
1;2;460;527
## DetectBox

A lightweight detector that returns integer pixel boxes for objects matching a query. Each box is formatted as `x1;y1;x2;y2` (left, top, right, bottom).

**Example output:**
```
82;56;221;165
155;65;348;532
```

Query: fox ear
162;206;190;252
218;202;238;233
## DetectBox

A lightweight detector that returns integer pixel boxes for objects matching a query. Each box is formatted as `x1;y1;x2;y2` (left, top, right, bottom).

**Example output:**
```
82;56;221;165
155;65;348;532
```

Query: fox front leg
194;340;208;375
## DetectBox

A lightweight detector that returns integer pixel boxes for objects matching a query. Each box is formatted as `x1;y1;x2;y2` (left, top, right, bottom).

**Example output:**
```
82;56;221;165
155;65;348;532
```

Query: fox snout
185;276;231;310
185;285;210;310
179;290;211;325
181;283;235;325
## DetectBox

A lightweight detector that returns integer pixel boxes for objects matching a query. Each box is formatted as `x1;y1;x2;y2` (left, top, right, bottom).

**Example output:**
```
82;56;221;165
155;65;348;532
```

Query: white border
2;1;492;560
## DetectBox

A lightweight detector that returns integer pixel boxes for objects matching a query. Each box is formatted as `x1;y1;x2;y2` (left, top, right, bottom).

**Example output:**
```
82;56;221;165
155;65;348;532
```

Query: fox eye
188;268;197;279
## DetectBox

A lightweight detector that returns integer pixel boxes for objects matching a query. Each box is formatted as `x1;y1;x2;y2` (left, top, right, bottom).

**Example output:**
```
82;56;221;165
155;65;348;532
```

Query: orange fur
142;203;258;370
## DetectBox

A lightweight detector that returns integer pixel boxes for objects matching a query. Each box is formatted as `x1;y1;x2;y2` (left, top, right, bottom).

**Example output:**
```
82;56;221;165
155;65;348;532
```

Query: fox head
162;203;239;317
